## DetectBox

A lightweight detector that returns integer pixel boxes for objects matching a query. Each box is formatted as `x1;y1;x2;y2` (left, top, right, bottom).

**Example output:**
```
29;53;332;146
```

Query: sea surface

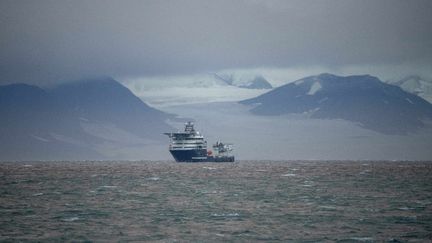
1;161;431;242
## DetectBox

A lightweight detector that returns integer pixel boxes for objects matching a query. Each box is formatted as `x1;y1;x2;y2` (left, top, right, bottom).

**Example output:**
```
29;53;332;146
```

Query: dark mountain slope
0;84;101;160
50;77;172;139
0;78;173;160
240;73;432;134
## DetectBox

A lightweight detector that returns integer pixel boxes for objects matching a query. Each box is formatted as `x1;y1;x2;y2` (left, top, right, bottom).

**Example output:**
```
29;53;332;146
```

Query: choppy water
1;161;431;242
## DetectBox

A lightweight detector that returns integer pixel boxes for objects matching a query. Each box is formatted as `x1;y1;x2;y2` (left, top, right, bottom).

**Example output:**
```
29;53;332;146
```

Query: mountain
240;73;432;134
387;75;432;104
213;73;273;89
241;75;273;89
50;77;171;140
0;83;98;160
0;78;173;161
123;73;272;107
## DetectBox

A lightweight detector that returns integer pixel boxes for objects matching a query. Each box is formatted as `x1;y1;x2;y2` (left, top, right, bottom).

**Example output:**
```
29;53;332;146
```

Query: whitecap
32;193;44;196
148;177;160;181
302;180;313;186
319;205;337;210
349;237;374;242
211;213;240;217
398;207;414;211
203;166;217;170
199;190;217;194
63;217;80;222
281;173;296;177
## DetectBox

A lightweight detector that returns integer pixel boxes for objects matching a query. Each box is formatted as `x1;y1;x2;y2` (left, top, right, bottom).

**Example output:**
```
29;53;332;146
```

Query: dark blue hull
169;149;234;162
170;149;207;162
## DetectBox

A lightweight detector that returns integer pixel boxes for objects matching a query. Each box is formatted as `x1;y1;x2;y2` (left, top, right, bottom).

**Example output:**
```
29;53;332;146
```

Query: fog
161;102;432;161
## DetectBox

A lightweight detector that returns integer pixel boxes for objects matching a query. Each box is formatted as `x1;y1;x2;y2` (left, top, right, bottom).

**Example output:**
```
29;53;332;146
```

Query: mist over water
1;161;431;241
162;102;432;161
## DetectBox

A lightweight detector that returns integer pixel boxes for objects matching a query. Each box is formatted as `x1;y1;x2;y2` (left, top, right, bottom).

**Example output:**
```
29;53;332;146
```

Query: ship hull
169;149;234;162
169;149;208;162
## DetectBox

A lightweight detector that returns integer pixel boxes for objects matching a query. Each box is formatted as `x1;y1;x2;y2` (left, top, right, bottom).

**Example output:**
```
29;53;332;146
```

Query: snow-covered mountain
122;72;273;107
240;73;432;134
183;72;273;89
0;78;174;161
213;73;273;89
387;75;432;104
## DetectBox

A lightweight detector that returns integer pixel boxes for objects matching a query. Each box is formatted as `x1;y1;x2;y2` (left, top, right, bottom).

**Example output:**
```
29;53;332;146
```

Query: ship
164;122;235;162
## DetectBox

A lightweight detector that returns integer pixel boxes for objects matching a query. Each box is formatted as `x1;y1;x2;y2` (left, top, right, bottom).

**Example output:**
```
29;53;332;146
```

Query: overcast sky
1;0;432;85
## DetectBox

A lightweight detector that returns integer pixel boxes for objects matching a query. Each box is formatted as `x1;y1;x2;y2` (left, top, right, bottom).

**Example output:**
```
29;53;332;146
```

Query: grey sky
1;0;432;84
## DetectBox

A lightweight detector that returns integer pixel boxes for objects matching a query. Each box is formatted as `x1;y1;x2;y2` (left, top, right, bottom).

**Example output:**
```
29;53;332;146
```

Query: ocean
1;161;431;242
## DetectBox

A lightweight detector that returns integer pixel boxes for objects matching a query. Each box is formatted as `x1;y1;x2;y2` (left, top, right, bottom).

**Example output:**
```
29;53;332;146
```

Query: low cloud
121;64;432;107
1;0;431;85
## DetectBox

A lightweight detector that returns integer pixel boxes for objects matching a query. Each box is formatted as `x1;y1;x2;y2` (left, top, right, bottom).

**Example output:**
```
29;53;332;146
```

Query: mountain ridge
213;73;273;89
387;75;432;104
0;78;174;161
240;73;432;134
